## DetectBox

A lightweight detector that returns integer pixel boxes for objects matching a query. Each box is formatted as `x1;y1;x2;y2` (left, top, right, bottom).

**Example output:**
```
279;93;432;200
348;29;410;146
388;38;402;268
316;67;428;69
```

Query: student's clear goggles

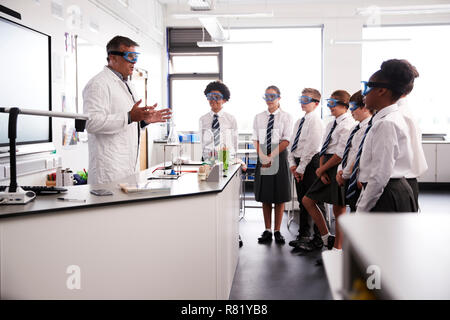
108;51;140;63
349;101;362;111
263;93;280;102
326;98;349;109
299;95;320;105
206;92;224;101
361;81;398;96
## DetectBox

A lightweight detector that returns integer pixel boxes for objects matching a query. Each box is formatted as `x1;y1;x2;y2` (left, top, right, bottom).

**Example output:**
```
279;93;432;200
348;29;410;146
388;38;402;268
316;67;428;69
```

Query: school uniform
398;97;427;211
288;110;326;237
337;116;371;211
199;110;238;161
305;112;355;206
356;104;417;213
252;108;293;204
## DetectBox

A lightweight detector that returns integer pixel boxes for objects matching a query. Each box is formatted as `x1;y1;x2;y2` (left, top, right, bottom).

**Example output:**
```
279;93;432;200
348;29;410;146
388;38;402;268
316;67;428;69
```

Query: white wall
164;0;450;104
0;0;166;185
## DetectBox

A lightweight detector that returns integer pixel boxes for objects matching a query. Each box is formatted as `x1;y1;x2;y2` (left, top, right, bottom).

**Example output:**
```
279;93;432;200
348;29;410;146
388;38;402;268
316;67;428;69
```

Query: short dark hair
204;81;231;101
106;36;139;61
266;85;281;96
302;88;321;101
371;59;417;101
331;90;351;107
350;90;364;106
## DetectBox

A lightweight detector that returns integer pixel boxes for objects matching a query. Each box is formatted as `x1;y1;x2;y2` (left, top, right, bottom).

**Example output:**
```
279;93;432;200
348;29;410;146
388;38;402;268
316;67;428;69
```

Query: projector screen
0;16;51;147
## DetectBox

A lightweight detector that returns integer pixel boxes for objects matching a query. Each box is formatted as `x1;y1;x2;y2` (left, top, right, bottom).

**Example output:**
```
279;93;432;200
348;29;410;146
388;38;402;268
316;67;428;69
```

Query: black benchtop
0;164;240;219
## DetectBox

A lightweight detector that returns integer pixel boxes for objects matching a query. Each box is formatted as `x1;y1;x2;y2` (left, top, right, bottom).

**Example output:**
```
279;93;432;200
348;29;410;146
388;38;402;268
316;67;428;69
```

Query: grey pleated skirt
370;177;417;212
254;147;291;204
305;154;345;206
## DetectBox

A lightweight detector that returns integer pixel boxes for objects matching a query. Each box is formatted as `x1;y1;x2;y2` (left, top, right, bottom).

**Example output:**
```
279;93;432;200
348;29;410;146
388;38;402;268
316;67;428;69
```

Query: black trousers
294;154;327;237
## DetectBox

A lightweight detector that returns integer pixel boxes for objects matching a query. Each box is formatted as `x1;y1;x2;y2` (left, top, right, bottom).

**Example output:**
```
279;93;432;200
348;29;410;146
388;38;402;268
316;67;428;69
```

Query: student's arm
297;117;323;175
253;140;269;164
317;154;342;175
356;122;398;213
270;140;290;158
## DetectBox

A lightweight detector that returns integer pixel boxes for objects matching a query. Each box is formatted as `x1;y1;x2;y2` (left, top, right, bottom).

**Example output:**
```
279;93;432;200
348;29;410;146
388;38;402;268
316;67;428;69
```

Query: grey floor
229;186;450;300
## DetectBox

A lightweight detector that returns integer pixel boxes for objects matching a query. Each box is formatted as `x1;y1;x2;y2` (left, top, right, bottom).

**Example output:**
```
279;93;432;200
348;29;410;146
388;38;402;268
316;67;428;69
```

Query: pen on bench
57;197;86;202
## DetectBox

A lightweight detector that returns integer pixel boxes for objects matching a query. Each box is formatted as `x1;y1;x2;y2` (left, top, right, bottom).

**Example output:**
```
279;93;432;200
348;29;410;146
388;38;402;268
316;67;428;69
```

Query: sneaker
258;230;272;243
274;231;285;244
288;235;310;247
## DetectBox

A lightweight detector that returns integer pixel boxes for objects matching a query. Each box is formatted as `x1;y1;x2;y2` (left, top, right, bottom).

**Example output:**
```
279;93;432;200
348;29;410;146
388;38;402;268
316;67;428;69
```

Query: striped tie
341;124;361;169
290;117;305;152
319;120;337;157
266;114;275;155
346;116;374;199
212;114;220;147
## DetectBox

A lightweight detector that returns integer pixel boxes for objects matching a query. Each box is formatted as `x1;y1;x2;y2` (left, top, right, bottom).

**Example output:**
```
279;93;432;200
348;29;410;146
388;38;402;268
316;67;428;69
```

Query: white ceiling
158;0;333;4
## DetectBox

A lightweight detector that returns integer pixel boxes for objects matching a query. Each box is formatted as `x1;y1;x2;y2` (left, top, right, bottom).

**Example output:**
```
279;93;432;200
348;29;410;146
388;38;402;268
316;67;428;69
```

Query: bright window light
362;25;450;135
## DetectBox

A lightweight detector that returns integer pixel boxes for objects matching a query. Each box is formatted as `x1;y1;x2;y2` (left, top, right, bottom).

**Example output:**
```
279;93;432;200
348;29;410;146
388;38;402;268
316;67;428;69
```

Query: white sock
266;228;272;233
332;247;342;252
321;233;331;243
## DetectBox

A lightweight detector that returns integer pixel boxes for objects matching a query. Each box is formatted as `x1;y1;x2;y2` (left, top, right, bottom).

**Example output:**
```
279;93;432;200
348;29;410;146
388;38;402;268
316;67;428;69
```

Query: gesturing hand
129;100;150;122
143;103;172;124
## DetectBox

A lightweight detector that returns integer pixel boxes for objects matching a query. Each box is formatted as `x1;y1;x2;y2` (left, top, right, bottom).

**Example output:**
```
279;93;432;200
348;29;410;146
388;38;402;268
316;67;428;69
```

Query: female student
336;90;373;212
252;85;293;244
356;59;417;213
300;90;355;251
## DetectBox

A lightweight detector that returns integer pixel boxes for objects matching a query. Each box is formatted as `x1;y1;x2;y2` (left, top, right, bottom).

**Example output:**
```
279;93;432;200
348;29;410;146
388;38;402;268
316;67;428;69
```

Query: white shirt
322;112;356;158
288;110;324;174
252;108;293;146
199;109;238;160
397;98;428;178
356;104;413;213
339;116;371;179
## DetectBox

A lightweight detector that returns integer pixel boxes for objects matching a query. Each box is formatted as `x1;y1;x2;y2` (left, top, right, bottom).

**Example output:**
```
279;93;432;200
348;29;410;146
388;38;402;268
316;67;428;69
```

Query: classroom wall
0;0;167;185
164;0;450;103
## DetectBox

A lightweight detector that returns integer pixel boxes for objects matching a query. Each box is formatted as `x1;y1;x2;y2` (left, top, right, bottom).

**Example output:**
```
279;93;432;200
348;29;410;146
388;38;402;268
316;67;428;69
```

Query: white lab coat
83;66;142;185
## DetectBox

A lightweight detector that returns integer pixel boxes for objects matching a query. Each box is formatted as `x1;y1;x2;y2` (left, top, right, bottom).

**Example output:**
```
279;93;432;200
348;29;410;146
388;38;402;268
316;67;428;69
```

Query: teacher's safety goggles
326;98;349;108
361;81;398;96
206;92;224;101
299;95;320;105
263;93;280;102
108;51;140;63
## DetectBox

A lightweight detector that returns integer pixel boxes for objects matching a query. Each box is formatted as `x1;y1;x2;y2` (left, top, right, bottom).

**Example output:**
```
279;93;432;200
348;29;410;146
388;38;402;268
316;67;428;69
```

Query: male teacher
83;36;171;184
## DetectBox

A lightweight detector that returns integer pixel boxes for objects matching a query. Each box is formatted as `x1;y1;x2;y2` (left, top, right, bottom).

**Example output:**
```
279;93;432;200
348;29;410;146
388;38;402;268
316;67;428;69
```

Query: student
336;90;373;212
288;88;327;250
199;81;238;162
299;90;355;251
252;85;293;244
394;60;427;211
355;59;417;213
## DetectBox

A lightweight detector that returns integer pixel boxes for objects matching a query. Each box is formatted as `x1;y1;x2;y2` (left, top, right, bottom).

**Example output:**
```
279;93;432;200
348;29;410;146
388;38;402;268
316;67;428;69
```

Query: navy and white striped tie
341;124;361;169
346;116;374;199
319;120;337;157
212;114;220;147
266;114;275;155
290;117;305;152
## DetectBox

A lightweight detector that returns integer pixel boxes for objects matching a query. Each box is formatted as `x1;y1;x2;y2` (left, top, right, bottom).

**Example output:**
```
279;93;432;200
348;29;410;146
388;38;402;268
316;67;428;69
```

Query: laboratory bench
0;164;241;299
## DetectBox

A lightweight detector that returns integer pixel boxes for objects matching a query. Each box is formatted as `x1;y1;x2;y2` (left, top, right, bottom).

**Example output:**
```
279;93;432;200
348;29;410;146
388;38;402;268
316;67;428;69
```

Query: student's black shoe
258;230;272;243
325;235;335;250
239;235;243;248
274;231;285;244
311;234;324;250
315;258;324;267
288;235;310;247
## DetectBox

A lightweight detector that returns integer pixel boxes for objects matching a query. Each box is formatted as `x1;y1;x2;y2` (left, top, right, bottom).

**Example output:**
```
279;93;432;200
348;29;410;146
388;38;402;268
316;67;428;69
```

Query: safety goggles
206;92;224;101
299;95;320;105
361;81;398;96
349;101;362;111
263;93;280;102
108;51;140;63
326;98;349;108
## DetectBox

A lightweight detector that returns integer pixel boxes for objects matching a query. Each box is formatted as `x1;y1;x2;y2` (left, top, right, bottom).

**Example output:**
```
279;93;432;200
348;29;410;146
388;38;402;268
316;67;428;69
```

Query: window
223;27;323;132
362;24;450;135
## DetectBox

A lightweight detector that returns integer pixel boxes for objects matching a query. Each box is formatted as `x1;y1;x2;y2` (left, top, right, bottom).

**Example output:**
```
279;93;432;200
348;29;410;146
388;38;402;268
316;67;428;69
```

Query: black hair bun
380;59;416;94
